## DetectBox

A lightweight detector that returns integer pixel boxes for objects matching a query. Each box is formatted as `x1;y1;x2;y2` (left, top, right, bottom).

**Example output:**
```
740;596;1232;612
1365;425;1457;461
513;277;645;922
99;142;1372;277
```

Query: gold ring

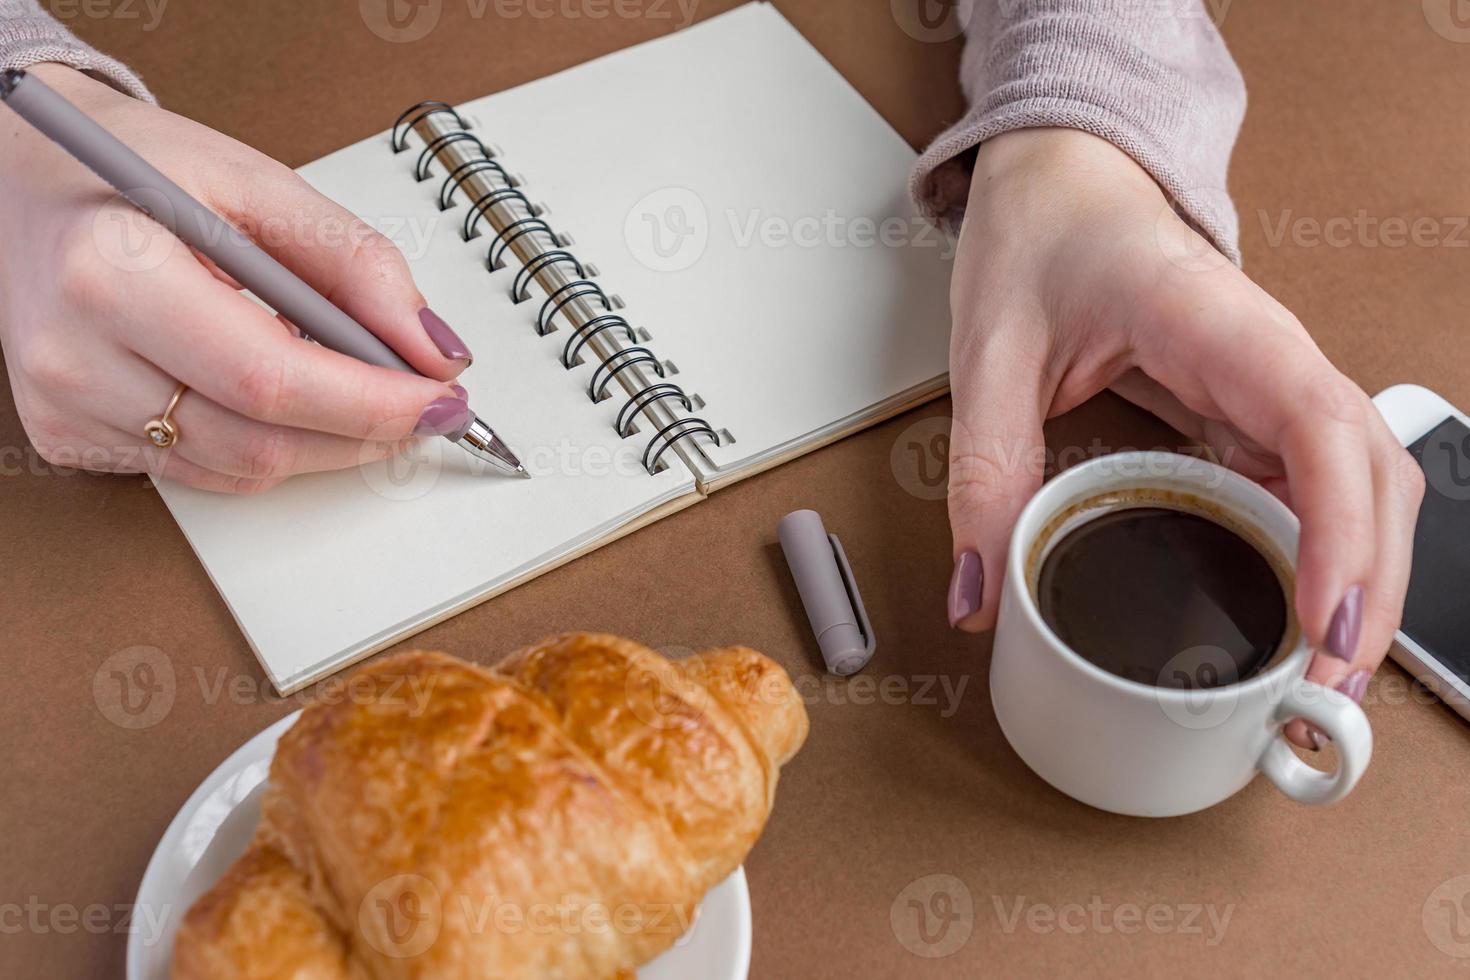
144;383;188;448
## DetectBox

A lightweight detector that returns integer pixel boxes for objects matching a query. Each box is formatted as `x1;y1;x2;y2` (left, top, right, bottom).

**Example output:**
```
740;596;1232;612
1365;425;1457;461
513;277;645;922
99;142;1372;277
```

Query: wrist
969;128;1166;210
28;62;125;109
1;64;127;191
953;128;1191;332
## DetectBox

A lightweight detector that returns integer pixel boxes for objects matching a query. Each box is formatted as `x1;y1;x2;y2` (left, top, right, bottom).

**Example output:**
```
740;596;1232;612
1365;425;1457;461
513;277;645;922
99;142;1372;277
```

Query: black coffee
1036;506;1287;690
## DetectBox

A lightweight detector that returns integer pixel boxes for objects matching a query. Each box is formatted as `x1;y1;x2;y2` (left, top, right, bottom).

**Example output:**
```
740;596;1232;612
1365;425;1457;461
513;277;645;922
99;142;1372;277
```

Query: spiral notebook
154;3;953;693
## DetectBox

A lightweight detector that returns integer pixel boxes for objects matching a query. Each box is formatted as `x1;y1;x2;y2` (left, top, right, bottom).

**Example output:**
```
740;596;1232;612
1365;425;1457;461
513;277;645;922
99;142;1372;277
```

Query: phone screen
1404;416;1470;685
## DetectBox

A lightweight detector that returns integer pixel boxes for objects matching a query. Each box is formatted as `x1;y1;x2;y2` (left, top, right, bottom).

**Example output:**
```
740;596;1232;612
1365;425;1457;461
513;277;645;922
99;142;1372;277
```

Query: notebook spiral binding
390;100;721;476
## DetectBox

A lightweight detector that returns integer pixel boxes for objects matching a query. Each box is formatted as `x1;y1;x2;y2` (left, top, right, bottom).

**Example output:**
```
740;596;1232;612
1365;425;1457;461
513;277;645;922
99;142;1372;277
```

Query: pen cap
777;510;876;676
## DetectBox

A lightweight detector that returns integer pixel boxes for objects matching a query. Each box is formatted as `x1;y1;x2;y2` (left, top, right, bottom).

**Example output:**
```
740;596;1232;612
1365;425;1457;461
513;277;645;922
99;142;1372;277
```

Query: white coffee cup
991;451;1372;817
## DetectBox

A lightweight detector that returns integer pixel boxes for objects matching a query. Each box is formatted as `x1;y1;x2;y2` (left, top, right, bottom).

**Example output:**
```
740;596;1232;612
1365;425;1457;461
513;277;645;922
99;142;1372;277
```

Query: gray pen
0;68;528;478
778;509;876;676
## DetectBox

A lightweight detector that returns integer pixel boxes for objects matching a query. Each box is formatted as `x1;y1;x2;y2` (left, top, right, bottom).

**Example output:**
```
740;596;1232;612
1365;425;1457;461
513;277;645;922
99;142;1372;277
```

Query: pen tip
456;417;528;478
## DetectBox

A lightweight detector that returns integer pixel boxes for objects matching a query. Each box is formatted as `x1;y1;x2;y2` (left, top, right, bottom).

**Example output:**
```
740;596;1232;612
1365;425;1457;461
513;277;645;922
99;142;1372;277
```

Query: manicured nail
451;383;467;400
947;550;983;628
1323;584;1364;661
420;308;473;364
1335;669;1370;704
414;396;472;436
1307;725;1325;751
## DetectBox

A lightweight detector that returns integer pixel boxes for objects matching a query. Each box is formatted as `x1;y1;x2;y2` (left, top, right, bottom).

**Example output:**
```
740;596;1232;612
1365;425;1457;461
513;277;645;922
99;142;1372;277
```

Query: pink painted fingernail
1302;671;1370;752
420;308;473;364
1336;669;1370;704
947;550;983;628
414;396;472;436
1323;584;1364;661
451;383;467;400
1307;725;1325;751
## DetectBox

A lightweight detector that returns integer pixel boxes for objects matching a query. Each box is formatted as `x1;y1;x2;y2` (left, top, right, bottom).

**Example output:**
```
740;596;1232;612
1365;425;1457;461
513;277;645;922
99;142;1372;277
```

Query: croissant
172;634;808;979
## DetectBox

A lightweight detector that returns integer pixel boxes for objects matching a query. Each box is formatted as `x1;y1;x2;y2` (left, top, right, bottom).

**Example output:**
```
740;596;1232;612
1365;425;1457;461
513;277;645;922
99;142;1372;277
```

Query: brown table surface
6;0;1470;976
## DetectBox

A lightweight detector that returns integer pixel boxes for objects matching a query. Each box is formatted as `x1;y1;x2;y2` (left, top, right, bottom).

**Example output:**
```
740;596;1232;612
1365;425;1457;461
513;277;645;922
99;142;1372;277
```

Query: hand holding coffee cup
944;129;1426;755
990;452;1372;816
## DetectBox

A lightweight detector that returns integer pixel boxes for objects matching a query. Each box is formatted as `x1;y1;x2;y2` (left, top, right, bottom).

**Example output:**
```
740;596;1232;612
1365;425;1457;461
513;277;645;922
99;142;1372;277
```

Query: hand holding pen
0;64;524;492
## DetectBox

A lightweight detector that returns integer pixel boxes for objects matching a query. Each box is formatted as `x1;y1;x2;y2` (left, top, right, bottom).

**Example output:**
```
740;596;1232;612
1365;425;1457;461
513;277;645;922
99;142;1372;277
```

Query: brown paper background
5;0;1470;975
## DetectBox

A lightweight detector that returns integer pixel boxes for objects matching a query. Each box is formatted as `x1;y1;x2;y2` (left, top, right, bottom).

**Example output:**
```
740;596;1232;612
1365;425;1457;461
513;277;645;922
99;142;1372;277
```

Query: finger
1140;287;1380;657
156;450;284;494
1362;436;1428;663
1320;424;1423;679
201;158;472;379
108;248;468;441
106;354;412;481
189;246;244;290
86;421;286;494
1228;363;1376;751
1254;372;1379;661
946;323;1050;632
1291;425;1425;749
1143;291;1380;755
174;400;412;481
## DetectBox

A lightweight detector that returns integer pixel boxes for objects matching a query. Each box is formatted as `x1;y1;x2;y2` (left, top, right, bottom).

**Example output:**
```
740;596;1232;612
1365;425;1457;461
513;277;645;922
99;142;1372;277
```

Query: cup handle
1258;678;1373;805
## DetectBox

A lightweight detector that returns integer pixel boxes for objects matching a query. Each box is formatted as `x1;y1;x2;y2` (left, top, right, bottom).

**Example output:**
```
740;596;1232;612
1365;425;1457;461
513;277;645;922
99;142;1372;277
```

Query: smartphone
1372;384;1470;721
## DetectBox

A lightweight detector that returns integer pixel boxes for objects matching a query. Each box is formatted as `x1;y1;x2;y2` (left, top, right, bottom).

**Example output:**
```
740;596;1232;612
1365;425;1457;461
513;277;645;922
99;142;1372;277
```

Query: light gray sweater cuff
912;1;1247;264
0;0;154;102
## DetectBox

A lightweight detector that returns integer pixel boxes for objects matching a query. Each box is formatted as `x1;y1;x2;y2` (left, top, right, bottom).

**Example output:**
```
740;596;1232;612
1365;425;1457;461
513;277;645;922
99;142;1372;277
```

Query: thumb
204;158;471;381
946;328;1049;632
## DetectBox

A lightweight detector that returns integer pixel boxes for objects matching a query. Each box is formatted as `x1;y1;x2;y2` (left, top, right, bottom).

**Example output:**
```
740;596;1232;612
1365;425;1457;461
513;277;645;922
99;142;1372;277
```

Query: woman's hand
945;128;1424;749
0;64;475;494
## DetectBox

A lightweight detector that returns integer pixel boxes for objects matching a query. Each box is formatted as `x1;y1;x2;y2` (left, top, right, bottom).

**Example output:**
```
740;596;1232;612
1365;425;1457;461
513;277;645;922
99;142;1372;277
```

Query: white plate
128;710;751;979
